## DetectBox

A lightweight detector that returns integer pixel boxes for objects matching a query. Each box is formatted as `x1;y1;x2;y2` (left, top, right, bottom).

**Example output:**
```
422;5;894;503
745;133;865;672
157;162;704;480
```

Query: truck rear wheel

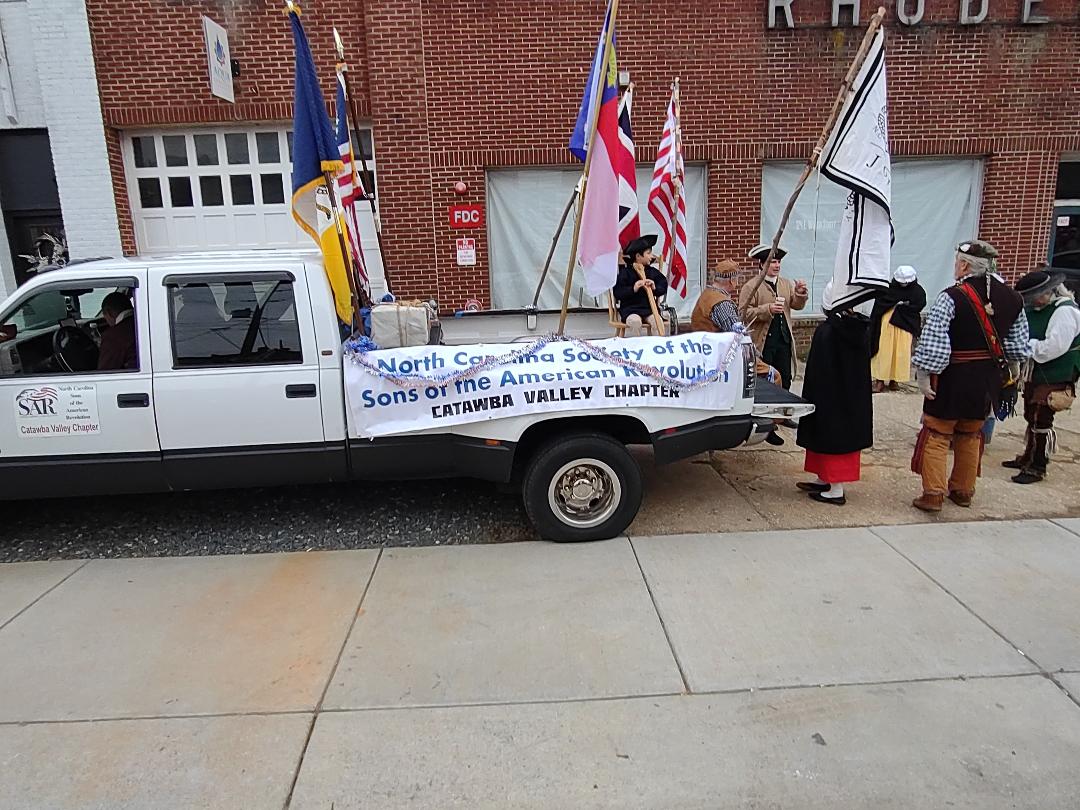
522;433;643;542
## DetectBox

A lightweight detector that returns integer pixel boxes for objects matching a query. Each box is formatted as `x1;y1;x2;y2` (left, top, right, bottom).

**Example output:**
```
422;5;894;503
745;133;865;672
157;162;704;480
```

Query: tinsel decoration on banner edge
342;329;747;392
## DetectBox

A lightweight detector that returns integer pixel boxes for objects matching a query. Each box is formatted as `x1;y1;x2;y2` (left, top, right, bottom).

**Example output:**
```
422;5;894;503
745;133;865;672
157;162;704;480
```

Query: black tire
521;432;643;543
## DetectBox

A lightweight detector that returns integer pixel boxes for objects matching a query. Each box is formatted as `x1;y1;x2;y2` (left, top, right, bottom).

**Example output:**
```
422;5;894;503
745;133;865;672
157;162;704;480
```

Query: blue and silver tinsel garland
343;327;746;392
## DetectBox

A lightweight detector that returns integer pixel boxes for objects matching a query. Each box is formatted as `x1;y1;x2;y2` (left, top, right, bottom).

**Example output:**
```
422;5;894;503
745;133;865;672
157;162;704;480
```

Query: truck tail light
741;341;756;399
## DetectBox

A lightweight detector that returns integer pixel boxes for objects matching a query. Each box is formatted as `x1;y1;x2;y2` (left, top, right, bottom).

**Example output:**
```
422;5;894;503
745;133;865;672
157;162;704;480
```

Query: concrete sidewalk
3;520;1080;808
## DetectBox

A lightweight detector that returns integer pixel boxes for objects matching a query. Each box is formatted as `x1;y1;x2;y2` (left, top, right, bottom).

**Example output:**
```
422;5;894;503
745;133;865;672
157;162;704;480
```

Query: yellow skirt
871;308;913;383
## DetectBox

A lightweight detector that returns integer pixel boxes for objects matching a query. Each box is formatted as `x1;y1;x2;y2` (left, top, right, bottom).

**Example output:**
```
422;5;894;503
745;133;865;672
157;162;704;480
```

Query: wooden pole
322;170;365;329
558;0;620;335
532;183;579;307
738;6;887;319
335;29;394;293
634;263;666;337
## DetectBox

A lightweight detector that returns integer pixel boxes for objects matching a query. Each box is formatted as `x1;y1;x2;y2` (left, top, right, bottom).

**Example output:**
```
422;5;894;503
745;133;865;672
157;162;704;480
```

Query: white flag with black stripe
821;27;892;313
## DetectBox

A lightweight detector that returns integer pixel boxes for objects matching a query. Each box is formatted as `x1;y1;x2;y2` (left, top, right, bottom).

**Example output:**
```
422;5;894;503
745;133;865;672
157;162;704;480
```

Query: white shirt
1030;298;1080;365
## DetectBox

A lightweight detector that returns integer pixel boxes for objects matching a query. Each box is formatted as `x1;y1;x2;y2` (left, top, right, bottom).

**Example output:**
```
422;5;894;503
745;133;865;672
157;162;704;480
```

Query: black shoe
808;491;846;506
1001;458;1025;470
780;419;800;430
796;481;829;492
1011;471;1044;485
765;431;785;446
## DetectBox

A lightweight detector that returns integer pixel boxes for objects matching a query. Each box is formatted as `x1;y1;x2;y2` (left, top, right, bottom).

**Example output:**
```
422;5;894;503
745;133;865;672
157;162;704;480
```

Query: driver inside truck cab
97;292;138;371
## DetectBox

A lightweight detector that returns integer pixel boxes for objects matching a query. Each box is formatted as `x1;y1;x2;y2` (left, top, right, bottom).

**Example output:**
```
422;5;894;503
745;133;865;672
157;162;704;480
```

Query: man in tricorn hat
738;244;808;391
910;239;1030;512
1003;269;1080;484
613;234;668;336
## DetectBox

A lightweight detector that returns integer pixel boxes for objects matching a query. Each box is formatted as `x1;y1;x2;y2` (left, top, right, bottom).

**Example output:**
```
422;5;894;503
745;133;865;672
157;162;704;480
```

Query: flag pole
558;0;620;335
322;170;366;328
660;78;681;293
334;28;394;293
738;6;887;319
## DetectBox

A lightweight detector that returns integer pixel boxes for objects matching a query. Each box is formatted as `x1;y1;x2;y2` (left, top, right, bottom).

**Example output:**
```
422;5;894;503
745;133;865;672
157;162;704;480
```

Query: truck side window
168;279;303;368
0;284;138;377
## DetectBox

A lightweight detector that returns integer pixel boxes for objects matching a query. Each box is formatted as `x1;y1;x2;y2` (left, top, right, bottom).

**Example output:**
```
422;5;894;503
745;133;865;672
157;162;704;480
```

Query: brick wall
85;0;1080;309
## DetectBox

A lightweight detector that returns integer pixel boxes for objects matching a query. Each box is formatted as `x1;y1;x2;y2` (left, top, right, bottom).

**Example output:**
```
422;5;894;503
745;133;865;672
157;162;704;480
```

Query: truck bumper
650;415;753;465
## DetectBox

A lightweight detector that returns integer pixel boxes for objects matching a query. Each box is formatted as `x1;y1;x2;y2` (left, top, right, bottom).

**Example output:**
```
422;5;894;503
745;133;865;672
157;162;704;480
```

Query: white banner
345;334;741;438
202;16;234;103
821;26;891;311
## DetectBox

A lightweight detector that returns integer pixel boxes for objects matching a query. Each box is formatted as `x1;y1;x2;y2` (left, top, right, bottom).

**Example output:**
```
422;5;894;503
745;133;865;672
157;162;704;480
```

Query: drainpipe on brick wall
25;0;121;262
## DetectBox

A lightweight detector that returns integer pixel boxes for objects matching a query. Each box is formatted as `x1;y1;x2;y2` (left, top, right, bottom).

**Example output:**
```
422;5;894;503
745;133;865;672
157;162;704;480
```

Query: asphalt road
0;479;534;563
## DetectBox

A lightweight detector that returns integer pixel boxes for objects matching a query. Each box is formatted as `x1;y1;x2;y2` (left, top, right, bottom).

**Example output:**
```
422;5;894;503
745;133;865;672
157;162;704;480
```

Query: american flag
647;81;688;297
334;66;370;297
616;85;640;247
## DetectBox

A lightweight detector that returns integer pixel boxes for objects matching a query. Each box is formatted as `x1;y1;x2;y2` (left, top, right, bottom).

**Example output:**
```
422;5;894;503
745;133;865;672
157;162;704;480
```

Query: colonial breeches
911;415;985;497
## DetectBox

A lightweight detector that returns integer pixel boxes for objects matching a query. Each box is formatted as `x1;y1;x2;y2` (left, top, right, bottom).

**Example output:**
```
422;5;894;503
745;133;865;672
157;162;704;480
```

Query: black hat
1015;270;1065;302
623;234;658;259
748;243;787;263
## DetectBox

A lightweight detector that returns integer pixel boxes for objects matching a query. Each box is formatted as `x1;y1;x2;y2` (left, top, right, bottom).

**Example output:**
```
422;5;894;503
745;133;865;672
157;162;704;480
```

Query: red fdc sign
449;204;484;229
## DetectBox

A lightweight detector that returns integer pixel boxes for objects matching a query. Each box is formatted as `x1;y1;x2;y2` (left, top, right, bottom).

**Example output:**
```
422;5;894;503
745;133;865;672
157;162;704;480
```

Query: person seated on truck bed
97;292;138;371
692;259;786;446
614;235;667;337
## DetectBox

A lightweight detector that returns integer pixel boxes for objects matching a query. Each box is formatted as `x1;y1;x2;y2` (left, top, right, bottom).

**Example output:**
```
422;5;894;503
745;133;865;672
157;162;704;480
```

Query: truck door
0;270;167;498
149;267;331;490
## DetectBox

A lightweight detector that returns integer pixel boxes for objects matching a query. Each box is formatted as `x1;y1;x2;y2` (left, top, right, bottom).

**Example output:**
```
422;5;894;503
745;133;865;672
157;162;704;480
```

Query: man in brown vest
691;260;742;333
693;260;785;445
910;240;1030;512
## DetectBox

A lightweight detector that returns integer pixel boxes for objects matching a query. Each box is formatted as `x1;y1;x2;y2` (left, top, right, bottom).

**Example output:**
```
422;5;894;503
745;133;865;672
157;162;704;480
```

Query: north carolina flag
287;9;354;325
569;1;621;297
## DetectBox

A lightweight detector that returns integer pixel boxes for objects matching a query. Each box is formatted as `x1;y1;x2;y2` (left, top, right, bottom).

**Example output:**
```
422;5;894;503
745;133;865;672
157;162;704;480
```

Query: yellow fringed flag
286;5;355;326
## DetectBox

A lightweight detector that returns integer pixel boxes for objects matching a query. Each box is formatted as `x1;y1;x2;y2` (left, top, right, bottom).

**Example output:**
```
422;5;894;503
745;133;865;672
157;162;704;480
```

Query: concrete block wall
25;0;121;265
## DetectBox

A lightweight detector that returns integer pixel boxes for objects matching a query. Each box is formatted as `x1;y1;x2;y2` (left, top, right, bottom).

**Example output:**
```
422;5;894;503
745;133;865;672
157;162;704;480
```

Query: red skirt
804;450;861;484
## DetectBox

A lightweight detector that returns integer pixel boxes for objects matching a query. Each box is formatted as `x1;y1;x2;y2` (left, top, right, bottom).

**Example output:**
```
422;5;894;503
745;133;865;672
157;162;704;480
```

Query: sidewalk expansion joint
867;526;1080;711
308;673;1040;716
282;545;384;810
0;708;313;728
628;535;691;694
0;560;90;635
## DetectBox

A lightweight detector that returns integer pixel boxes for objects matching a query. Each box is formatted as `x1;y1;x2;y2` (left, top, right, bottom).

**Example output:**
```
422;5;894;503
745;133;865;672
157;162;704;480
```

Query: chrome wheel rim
547;458;621;529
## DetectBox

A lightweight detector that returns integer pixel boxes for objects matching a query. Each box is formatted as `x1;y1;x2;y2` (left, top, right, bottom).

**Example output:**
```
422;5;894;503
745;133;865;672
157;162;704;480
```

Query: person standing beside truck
692;260;785;446
738;244;808;393
795;283;875;506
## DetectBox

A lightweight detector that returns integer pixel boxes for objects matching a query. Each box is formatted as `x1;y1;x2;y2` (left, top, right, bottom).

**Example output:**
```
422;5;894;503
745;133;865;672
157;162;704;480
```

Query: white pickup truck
0;250;811;542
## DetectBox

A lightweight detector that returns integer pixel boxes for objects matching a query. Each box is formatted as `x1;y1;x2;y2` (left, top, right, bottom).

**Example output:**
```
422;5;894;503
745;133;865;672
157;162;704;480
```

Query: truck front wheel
522;433;643;542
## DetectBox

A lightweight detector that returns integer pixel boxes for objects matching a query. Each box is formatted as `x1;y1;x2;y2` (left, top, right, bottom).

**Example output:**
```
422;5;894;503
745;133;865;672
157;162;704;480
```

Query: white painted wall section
0;1;46;130
25;0;121;260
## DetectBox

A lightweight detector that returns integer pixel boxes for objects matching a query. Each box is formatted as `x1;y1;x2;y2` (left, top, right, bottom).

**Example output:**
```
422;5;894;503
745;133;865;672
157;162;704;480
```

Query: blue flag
569;0;615;162
287;9;353;325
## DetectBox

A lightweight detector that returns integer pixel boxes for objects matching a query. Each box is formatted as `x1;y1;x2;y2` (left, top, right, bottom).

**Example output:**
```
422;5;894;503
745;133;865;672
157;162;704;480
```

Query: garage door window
123;127;376;255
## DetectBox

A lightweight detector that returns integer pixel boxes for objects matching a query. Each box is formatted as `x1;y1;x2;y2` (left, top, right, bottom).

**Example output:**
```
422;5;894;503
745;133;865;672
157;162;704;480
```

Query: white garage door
122;126;386;293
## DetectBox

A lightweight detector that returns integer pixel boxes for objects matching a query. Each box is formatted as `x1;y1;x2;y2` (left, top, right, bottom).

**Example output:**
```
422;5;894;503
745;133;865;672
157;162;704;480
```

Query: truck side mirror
0;324;17;341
